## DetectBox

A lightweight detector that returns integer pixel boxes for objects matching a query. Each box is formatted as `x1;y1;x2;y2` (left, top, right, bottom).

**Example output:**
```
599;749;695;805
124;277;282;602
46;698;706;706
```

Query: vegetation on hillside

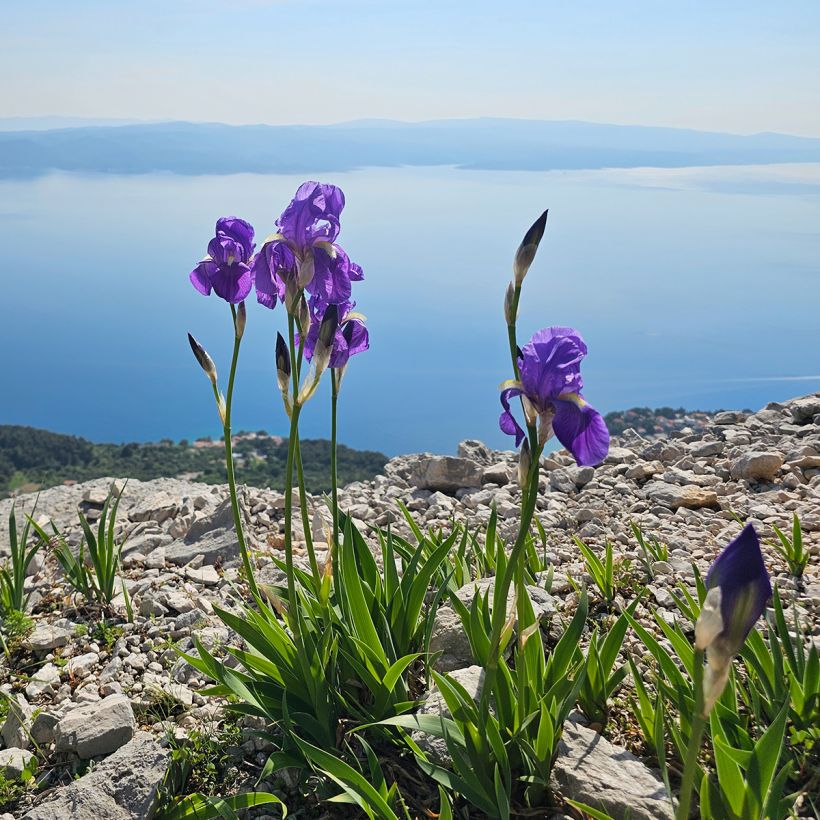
0;425;387;497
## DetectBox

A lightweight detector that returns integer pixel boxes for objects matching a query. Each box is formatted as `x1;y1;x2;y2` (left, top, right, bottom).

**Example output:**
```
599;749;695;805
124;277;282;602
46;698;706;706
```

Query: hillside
3;118;820;178
0;425;387;497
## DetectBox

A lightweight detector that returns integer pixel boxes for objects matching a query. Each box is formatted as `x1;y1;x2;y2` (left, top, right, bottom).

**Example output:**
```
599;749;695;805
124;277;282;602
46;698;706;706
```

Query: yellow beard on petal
558;391;586;408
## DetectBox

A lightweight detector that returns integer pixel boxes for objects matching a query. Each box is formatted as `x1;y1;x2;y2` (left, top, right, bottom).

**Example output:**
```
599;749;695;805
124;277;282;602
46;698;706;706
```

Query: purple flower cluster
189;181;369;366
499;326;610;466
190;217;256;304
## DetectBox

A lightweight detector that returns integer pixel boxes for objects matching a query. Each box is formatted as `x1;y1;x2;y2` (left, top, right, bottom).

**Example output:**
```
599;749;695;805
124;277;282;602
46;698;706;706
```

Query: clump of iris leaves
2;187;816;820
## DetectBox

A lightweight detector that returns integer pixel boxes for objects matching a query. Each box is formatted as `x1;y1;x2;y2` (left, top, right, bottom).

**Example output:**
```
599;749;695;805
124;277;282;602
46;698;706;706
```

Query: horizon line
1;114;819;141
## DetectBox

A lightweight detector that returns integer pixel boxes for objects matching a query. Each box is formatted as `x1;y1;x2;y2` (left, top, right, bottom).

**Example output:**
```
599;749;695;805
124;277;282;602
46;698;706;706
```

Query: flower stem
288;324;320;587
330;368;340;559
284;312;302;634
224;304;260;600
481;442;541;717
676;648;707;820
484;279;541;720
294;436;320;586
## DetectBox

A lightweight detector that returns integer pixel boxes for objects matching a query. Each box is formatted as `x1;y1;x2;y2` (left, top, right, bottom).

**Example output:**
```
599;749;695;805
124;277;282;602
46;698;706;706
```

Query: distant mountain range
2;118;820;178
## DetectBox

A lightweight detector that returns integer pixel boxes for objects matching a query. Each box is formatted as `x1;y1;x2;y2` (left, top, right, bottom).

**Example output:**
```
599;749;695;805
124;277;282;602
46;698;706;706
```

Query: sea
1;164;819;455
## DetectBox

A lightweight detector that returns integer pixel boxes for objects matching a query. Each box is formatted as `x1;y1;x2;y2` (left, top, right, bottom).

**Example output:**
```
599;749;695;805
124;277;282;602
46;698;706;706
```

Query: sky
2;1;820;136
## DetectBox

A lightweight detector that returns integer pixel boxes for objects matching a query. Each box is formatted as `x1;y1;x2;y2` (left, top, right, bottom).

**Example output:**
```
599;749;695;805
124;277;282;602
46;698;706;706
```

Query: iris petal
499;387;526;447
190;260;216;296
552;396;610;466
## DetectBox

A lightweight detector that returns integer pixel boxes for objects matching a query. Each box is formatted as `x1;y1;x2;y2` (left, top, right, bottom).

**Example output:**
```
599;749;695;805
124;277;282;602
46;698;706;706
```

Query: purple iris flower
700;523;772;652
499;326;610;467
299;299;369;368
695;523;772;713
253;181;360;309
190;217;255;304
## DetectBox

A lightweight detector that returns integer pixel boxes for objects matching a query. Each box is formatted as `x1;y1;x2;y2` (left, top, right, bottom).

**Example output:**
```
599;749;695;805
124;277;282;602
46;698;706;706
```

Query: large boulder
165;497;244;565
730;452;784;482
408;456;483;493
551;714;673;820
54;694;135;759
21;733;169;820
644;481;719;509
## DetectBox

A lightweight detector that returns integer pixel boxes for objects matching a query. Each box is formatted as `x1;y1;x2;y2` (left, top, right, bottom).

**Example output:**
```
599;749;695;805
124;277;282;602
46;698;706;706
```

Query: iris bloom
299;298;369;368
253;181;363;310
190;217;255;304
695;523;772;715
499;326;609;466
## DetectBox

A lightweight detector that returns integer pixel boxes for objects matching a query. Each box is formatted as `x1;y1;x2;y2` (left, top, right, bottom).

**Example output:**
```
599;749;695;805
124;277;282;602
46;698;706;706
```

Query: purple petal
215;216;255;260
307;243;352;305
519;327;587;407
552;396;610;466
349;261;364;281
499;387;526;447
190;260;217;296
252;241;292;309
209;262;253;304
706;523;772;649
277;181;345;251
342;318;369;359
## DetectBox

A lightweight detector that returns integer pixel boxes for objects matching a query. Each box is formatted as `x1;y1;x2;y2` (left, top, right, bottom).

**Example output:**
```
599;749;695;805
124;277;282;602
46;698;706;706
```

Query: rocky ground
0;394;818;818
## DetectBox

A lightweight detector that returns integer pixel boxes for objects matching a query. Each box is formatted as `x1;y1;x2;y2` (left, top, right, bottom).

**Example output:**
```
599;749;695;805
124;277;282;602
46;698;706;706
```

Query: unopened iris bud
313;304;339;374
504;281;517;325
275;332;291;394
297;305;339;406
694;523;771;717
235;301;247;340
285;278;301;316
297;294;311;337
518;439;531;489
187;333;218;385
513;209;548;286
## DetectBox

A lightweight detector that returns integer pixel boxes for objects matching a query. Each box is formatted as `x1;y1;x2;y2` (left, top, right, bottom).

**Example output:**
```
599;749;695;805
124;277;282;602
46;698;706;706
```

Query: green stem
483;280;540;720
284;312;302;635
224;304;260;600
288;321;320;587
330;369;340;559
294;436;320;586
676;648;707;820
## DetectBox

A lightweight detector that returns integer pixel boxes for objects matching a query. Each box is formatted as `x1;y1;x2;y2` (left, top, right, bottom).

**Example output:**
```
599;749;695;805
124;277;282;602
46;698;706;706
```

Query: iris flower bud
297;305;339;405
235;301;247;340
313;304;340;375
275;332;291;394
504;281;517;325
513;209;548;286
187;333;218;386
518;439;531;490
297;294;311;337
694;523;771;717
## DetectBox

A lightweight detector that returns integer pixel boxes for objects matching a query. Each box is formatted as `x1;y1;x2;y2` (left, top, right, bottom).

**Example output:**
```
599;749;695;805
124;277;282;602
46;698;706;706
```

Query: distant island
2;117;820;178
0;426;388;497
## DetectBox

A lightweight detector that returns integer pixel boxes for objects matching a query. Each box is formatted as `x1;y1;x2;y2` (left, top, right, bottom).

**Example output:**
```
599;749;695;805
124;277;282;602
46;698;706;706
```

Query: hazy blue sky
3;1;819;135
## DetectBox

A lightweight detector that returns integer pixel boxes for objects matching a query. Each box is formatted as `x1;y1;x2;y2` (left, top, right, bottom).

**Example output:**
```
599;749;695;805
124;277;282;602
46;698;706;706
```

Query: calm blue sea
1;165;819;455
